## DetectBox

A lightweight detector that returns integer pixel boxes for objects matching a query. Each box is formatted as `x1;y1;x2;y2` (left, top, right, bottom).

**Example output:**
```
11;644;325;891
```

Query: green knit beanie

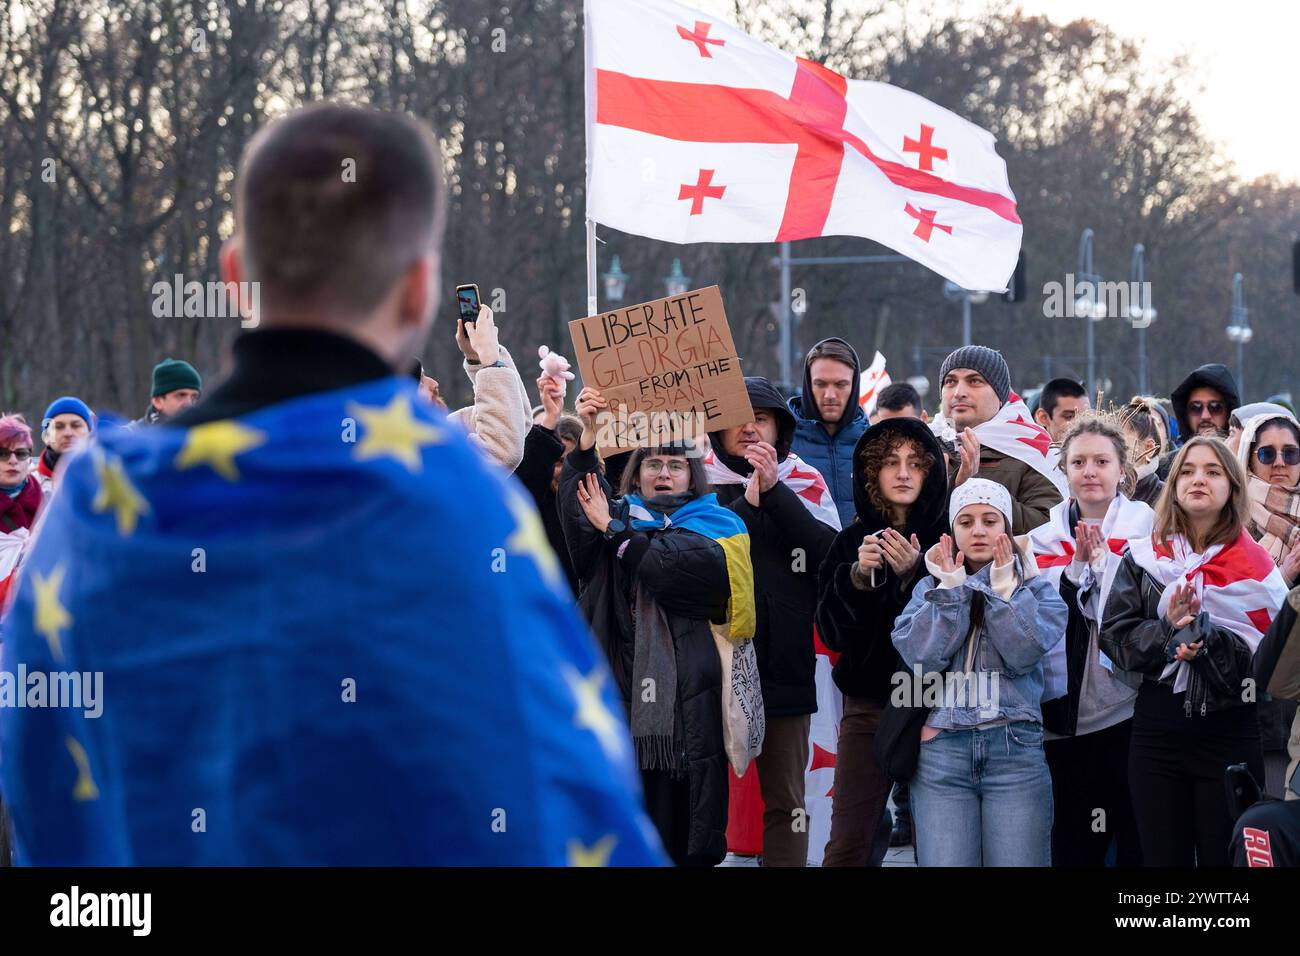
151;358;202;397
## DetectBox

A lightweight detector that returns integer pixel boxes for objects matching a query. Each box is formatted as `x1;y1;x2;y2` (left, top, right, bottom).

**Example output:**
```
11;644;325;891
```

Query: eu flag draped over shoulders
0;375;666;866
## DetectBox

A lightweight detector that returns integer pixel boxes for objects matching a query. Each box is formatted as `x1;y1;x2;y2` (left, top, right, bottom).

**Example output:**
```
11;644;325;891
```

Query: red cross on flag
585;0;1023;291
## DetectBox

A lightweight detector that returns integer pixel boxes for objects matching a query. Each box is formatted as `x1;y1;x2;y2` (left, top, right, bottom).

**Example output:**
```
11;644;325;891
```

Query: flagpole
586;218;598;317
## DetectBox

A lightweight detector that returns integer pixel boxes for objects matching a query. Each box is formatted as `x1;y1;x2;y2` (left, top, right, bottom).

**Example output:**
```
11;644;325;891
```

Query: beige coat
446;346;532;471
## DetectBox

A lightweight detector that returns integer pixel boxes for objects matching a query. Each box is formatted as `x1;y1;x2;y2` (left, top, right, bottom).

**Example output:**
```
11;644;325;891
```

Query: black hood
799;336;861;425
709;376;797;476
1171;363;1240;436
849;416;949;535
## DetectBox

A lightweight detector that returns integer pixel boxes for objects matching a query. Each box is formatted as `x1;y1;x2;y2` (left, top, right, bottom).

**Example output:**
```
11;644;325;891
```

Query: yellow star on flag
567;834;617;867
91;450;150;536
348;394;444;472
506;490;561;587
32;564;71;663
65;736;99;802
564;665;625;761
174;419;267;481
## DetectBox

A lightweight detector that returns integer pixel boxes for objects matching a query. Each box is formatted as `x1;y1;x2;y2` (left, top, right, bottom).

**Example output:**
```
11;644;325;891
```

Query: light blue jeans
910;721;1053;866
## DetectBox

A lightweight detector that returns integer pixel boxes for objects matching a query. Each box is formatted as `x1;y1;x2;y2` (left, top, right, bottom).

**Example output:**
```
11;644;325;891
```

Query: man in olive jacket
938;345;1061;534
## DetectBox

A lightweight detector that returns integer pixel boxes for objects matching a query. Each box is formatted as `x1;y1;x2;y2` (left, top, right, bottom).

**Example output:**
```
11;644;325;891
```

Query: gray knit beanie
939;346;1011;405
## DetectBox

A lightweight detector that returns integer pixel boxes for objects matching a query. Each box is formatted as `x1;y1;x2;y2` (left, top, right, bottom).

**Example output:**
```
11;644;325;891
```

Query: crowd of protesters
2;102;1299;868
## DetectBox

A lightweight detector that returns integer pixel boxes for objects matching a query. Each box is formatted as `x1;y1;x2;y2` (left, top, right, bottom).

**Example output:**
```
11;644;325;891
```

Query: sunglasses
1;448;33;462
1187;400;1225;417
1257;445;1300;467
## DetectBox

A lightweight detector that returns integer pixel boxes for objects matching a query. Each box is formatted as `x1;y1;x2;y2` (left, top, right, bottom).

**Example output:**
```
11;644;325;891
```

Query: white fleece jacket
446;345;533;471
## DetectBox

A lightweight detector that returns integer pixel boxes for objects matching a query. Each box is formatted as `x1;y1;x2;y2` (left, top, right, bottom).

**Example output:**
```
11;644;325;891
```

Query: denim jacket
891;550;1068;730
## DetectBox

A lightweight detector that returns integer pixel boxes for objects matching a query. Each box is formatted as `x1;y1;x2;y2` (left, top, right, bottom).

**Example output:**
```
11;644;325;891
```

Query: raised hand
743;441;779;493
575;386;607;450
1165;582;1199;629
934;533;964;574
1284;539;1300;587
953;430;981;487
993;533;1015;568
881;527;921;576
536;374;564;428
465;305;501;365
576;472;612;533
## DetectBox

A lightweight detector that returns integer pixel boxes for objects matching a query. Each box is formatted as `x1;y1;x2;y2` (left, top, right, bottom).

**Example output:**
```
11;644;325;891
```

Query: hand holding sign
568;285;754;454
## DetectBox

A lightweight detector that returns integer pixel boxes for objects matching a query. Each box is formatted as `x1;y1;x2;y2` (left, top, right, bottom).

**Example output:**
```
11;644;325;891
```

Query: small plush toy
537;345;575;397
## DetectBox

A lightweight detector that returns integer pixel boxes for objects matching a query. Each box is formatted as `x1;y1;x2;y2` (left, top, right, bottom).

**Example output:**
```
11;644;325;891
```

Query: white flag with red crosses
584;0;1023;291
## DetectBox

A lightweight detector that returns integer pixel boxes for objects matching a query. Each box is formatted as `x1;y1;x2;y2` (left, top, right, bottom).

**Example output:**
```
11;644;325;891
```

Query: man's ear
151;395;163;412
1034;408;1051;429
219;238;242;285
398;253;439;332
920;409;929;423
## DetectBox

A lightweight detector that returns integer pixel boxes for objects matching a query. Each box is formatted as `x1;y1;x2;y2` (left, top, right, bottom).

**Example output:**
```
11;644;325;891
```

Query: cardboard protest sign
568;285;754;453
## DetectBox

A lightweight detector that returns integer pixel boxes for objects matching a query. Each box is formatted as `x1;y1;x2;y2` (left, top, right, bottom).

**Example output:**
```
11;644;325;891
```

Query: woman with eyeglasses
558;386;755;866
1236;411;1300;798
0;414;44;608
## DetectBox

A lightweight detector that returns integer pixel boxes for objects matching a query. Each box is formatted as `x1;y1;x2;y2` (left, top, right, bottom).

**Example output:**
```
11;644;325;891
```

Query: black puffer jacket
709;376;838;717
815;418;949;703
558;444;730;866
1101;551;1257;718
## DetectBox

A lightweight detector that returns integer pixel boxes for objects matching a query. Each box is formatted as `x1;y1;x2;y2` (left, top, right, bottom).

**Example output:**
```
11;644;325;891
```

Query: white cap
949;477;1013;531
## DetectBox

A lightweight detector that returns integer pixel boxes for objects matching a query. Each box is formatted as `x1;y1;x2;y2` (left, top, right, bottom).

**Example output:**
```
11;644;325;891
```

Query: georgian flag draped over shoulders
931;390;1069;497
585;0;1022;291
1127;530;1290;694
0;377;665;866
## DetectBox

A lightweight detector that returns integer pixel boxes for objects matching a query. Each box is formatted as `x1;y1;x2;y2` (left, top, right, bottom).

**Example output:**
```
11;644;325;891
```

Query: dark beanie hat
939;346;1011;405
151;358;202;398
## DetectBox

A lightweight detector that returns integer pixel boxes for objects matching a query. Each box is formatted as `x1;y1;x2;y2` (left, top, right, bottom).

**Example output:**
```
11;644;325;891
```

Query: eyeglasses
1187;401;1225;417
0;448;32;462
641;458;689;476
1257;445;1300;466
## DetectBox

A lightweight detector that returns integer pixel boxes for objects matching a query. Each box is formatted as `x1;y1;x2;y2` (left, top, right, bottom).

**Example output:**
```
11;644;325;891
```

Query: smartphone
455;283;481;326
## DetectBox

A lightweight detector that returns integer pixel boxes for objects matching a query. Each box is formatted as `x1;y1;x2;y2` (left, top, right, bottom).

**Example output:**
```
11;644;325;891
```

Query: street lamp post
1128;244;1157;395
1226;272;1252;399
1075;228;1106;398
942;281;988;346
664;258;691;298
602;255;629;304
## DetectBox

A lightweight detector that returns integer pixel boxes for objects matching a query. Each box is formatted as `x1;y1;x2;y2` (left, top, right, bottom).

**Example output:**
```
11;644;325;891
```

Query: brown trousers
755;713;811;866
822;696;894;867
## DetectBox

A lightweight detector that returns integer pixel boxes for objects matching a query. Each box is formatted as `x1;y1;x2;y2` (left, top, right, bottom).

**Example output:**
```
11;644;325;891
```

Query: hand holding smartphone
455;283;481;326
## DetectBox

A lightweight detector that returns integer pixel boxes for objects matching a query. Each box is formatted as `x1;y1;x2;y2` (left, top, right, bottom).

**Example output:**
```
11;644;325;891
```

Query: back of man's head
235;103;448;320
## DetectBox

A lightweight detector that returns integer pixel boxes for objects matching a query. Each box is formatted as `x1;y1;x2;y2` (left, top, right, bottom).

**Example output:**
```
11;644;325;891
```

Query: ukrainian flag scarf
624;492;755;642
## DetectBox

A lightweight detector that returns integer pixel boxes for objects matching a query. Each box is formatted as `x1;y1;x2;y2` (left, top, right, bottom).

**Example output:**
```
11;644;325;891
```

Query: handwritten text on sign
568;285;754;451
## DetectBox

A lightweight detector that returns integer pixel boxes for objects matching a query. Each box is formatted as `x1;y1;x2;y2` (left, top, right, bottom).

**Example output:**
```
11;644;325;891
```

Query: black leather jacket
1101;552;1256;717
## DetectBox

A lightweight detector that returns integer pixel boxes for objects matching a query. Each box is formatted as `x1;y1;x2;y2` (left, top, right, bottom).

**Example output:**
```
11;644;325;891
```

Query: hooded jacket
787;337;869;527
1159;363;1240;479
709;377;838;716
816;418;949;703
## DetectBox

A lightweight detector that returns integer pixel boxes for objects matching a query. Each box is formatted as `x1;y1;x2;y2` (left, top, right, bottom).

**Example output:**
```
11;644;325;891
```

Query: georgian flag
857;351;892;414
1030;494;1155;699
585;0;1022;291
1128;530;1290;694
702;449;842;531
931;391;1069;497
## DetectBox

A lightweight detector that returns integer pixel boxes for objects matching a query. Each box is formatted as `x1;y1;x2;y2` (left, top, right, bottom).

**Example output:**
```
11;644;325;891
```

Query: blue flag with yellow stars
0;375;666;866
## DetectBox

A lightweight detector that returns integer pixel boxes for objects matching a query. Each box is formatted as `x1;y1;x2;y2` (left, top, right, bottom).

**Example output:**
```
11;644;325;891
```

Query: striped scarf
1247;475;1300;567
